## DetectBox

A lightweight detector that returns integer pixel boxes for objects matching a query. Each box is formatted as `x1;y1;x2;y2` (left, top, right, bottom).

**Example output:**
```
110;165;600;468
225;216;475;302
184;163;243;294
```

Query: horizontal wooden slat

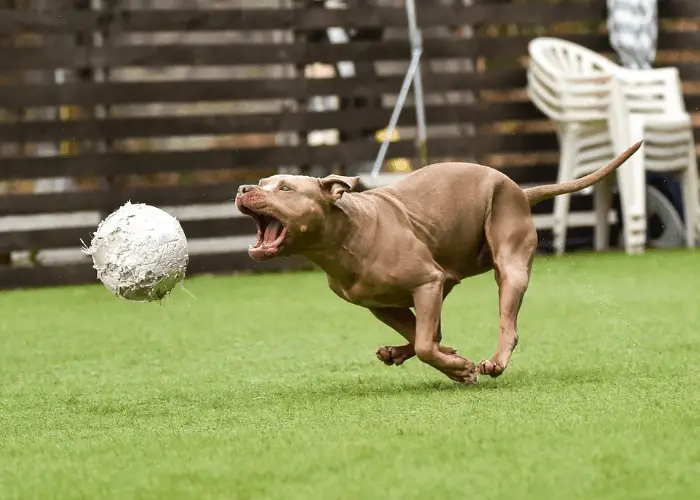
0;3;609;35
2;0;695;36
676;63;700;82
0;75;408;107
0;132;566;180
17;30;700;71
0;102;541;143
463;62;700;96
0;161;560;217
482;31;700;59
658;0;700;18
684;95;700;110
0;181;246;217
1;0;696;37
0;216;256;253
0;70;526;108
508;164;558;185
14;30;696;70
0;139;410;180
0;39;476;71
0;138;415;180
0;252;313;291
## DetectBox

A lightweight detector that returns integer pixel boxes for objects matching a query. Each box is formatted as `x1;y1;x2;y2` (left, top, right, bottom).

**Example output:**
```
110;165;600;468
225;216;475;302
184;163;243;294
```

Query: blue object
646;172;685;220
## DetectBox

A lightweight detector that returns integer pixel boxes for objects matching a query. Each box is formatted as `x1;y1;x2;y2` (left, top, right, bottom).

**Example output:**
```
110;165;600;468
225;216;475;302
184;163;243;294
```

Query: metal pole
370;46;422;176
370;0;426;177
405;0;427;167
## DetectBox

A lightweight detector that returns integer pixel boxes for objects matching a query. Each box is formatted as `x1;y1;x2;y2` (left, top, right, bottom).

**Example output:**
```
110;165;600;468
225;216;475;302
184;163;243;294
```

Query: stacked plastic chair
527;37;698;255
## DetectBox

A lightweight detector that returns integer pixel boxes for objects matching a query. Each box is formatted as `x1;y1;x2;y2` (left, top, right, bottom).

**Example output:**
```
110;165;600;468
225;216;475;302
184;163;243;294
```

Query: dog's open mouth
249;213;288;261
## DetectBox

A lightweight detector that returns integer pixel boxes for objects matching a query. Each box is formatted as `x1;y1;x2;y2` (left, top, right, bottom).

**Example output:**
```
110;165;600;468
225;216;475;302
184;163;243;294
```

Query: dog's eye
280;185;290;192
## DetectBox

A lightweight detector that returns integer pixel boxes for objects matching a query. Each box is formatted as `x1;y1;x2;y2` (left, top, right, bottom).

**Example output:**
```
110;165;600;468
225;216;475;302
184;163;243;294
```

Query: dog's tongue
263;220;282;245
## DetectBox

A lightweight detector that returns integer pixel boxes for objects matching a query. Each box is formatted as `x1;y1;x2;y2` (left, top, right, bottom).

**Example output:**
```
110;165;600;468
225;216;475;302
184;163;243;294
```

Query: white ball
83;201;189;302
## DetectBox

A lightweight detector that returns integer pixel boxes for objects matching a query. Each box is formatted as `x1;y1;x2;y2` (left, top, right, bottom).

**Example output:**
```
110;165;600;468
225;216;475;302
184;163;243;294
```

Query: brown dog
235;141;642;384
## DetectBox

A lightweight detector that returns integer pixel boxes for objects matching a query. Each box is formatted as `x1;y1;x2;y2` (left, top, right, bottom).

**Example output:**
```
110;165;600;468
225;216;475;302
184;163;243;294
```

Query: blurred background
0;0;698;291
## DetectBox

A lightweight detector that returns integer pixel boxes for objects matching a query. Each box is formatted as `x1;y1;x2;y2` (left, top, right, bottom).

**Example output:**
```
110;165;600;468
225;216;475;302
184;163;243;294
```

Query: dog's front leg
371;307;457;366
413;278;478;384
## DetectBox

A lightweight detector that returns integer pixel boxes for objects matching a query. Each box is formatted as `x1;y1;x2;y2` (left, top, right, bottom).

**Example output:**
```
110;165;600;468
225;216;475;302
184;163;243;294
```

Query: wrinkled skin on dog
235;142;642;384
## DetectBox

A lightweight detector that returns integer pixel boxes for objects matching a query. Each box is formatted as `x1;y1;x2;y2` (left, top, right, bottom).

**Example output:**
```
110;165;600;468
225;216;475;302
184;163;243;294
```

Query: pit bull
235;141;642;384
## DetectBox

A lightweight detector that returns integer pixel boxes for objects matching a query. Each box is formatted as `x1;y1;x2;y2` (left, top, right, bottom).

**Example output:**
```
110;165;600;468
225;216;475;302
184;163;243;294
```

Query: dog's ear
319;175;361;202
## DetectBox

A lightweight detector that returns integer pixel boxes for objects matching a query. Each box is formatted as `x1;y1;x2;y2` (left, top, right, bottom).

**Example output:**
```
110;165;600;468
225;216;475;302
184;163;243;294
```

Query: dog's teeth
271;228;286;246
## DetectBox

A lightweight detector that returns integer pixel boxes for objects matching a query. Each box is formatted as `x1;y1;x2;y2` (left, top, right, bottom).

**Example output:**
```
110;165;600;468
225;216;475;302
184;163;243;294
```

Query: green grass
1;250;699;500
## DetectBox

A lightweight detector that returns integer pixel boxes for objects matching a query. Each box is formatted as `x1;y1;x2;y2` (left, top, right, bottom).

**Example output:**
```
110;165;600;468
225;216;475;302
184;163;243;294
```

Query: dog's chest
327;276;412;308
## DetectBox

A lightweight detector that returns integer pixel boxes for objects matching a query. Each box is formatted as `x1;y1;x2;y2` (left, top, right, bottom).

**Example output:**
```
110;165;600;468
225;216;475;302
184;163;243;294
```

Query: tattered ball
83;201;189;302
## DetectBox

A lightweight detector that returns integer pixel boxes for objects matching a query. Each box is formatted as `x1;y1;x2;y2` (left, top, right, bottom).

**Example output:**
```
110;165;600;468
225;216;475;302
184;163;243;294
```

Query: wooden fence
1;0;699;290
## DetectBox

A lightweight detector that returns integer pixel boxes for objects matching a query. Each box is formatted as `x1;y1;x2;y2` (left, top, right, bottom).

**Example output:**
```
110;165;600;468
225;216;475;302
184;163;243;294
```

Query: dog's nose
237;184;254;197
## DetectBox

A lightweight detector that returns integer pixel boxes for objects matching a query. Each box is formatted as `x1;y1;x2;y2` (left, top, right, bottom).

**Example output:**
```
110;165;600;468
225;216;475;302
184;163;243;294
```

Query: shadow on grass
88;366;637;413
286;364;631;401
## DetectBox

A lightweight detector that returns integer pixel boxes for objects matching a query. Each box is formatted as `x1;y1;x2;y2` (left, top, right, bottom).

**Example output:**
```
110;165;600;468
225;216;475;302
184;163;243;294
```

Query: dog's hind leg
477;183;538;378
371;307;457;366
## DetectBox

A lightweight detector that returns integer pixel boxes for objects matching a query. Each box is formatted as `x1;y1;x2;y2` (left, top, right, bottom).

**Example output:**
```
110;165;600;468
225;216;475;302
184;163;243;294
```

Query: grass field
1;250;699;499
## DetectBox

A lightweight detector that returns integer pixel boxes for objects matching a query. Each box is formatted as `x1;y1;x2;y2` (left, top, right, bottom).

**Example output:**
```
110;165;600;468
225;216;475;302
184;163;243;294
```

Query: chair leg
593;175;613;251
615;152;647;255
552;194;572;255
552;130;575;255
682;151;699;248
621;212;647;254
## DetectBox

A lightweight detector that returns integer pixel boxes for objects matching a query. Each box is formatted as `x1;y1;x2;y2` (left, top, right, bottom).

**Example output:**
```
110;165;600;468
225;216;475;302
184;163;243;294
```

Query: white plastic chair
527;38;643;254
527;37;698;254
615;66;698;250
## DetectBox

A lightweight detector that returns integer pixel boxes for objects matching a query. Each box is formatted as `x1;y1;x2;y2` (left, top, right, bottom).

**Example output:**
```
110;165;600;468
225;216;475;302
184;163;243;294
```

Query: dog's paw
477;359;506;378
376;345;412;366
376;344;458;367
445;356;478;385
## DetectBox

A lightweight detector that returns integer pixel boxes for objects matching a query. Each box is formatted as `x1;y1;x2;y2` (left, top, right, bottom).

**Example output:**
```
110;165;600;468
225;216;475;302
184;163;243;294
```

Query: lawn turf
1;250;699;499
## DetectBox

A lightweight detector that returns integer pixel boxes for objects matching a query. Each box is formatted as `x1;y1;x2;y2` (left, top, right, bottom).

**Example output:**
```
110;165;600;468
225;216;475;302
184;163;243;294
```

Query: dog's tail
523;140;643;206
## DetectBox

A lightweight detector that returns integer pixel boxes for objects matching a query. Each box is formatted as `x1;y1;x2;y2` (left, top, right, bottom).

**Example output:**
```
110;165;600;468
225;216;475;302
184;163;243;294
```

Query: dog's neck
300;194;376;285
